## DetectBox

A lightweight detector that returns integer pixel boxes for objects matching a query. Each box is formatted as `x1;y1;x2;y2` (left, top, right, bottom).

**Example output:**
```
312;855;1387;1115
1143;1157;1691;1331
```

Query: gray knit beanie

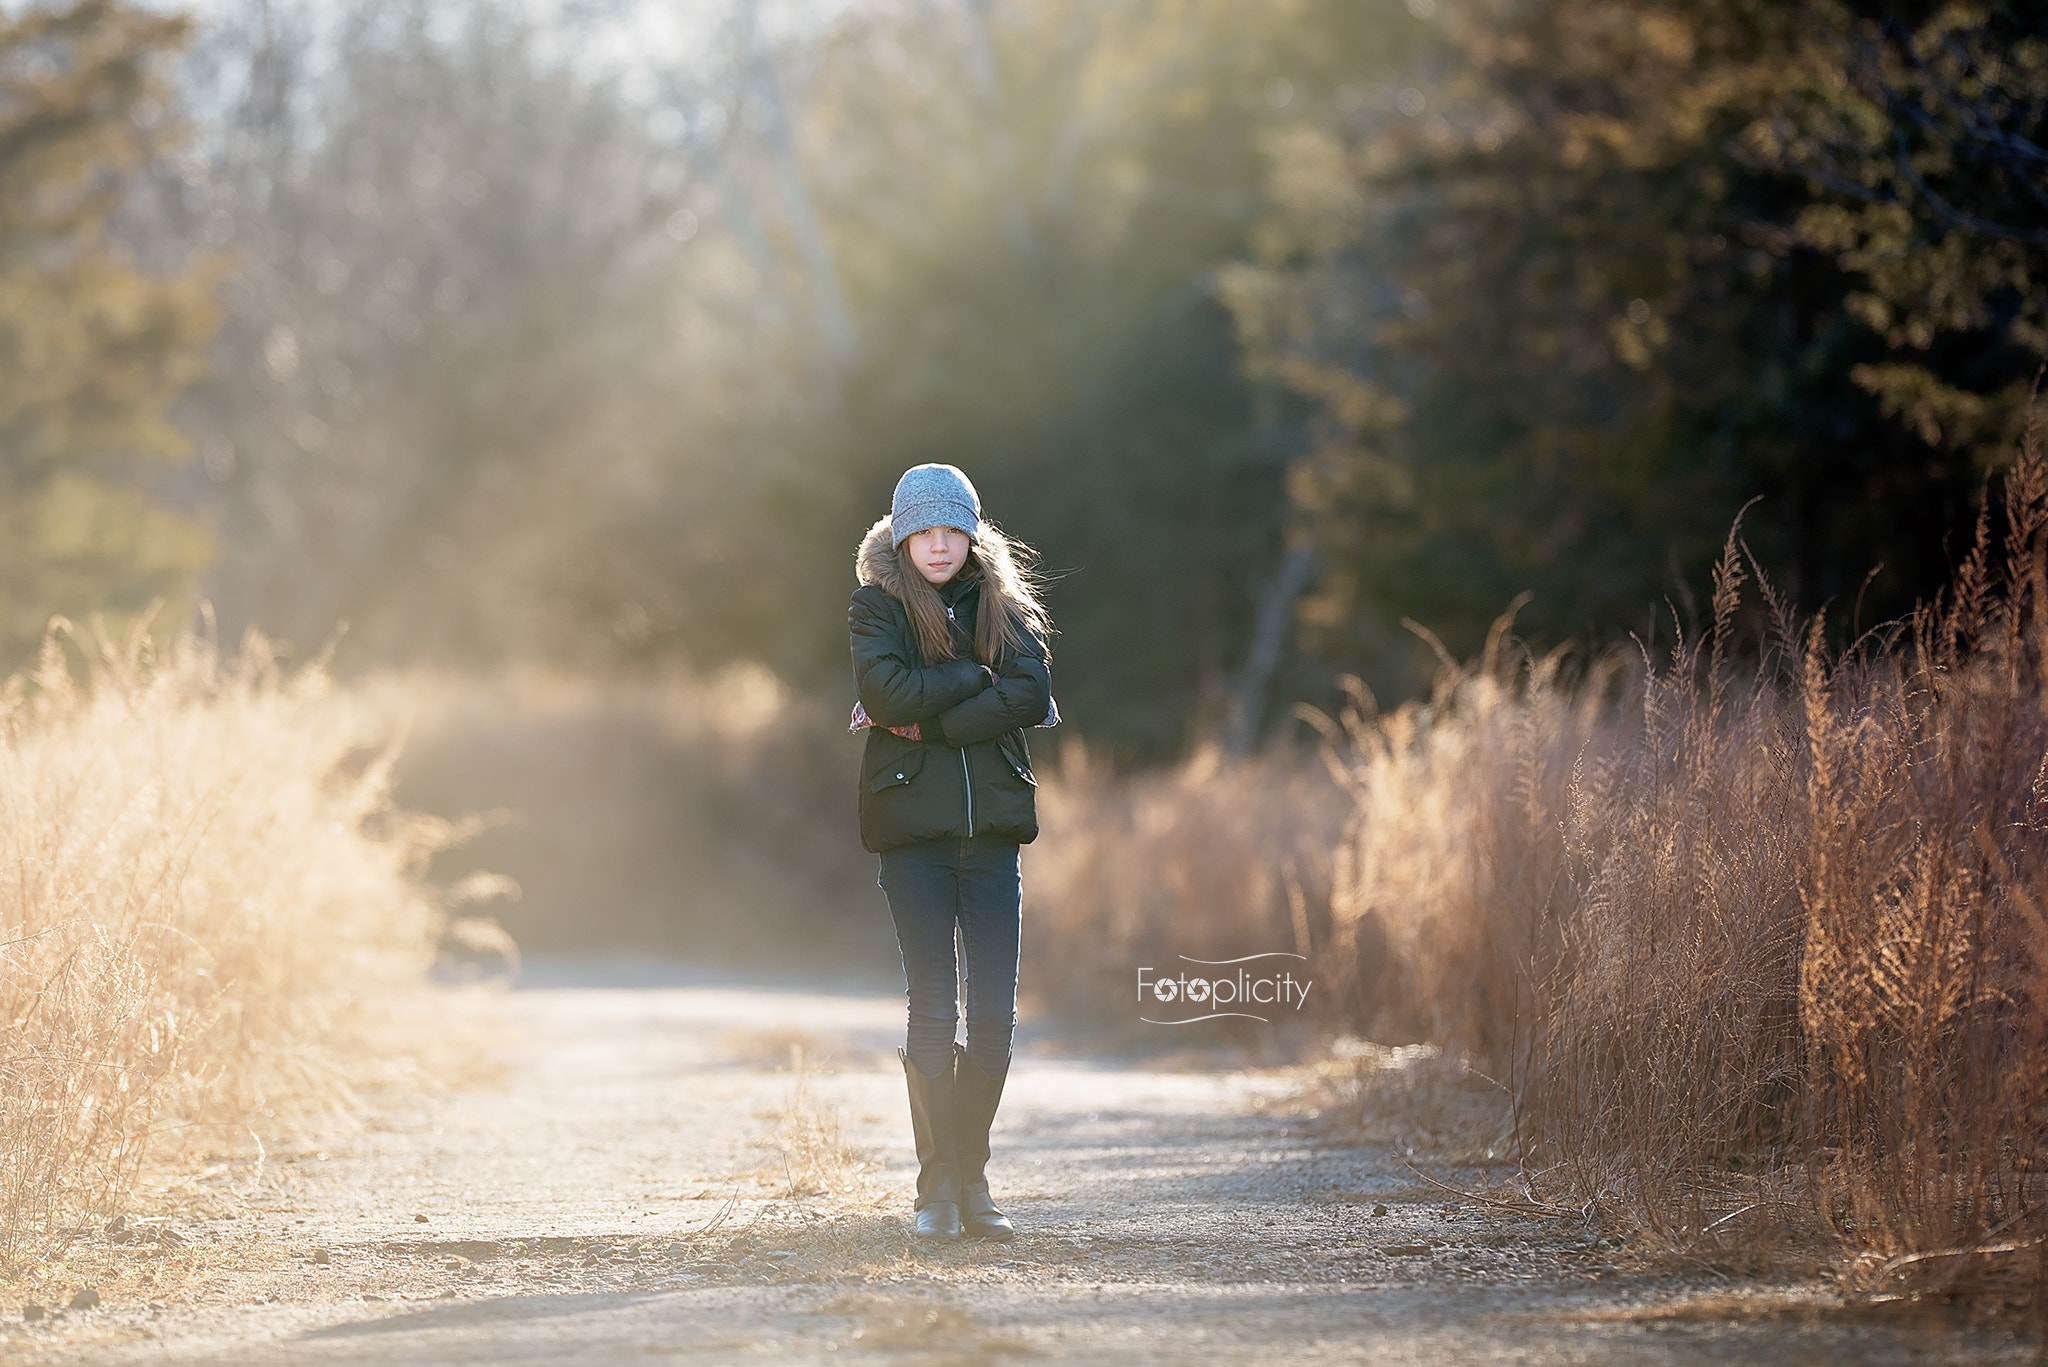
890;463;982;548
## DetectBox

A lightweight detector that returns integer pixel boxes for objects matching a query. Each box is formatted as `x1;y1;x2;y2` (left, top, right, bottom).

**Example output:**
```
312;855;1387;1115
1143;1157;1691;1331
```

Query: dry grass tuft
758;1044;878;1202
0;623;457;1261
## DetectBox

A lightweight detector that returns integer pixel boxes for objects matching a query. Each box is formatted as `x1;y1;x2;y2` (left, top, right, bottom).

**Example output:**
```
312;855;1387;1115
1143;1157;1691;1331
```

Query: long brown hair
896;522;1052;668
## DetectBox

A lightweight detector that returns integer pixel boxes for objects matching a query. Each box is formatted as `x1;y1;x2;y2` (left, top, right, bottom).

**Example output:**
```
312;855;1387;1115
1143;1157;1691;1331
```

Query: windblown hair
856;516;1052;668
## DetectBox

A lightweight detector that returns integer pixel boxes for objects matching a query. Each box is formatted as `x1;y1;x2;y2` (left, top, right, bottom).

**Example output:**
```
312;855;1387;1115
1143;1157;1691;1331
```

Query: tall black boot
952;1044;1016;1241
899;1048;962;1239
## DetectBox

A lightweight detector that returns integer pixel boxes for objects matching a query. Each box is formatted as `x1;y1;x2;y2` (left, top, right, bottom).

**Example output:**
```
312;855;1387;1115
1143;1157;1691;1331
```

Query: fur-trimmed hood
855;515;901;594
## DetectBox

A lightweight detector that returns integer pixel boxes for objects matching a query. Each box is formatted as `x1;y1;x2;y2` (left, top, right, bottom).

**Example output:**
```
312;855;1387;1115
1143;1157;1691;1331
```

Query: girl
847;463;1054;1241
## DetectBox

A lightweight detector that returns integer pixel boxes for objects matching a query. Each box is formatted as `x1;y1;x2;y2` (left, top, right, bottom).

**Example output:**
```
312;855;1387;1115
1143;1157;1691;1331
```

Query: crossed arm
924;642;1051;747
849;589;991;727
848;588;1052;745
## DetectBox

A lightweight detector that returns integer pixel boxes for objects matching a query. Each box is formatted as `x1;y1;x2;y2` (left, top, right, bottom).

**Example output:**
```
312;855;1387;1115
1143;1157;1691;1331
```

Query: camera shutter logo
1135;954;1312;1025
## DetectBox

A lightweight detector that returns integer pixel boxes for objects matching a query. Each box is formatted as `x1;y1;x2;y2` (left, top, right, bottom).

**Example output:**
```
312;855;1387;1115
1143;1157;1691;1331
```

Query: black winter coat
848;525;1052;854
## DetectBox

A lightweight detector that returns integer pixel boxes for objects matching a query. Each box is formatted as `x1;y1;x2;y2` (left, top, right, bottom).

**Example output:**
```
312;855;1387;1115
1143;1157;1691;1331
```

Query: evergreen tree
1227;0;2047;698
0;1;216;663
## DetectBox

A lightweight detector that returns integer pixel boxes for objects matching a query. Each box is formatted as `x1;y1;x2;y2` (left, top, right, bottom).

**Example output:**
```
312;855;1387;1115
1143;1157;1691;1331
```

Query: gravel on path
7;984;2034;1365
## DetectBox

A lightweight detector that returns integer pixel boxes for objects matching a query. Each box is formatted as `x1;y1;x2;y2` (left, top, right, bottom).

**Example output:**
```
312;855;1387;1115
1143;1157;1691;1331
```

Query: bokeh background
6;0;2044;981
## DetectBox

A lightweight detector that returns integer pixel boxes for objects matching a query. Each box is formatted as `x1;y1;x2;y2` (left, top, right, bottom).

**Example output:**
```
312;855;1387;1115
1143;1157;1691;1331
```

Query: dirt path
10;983;2035;1365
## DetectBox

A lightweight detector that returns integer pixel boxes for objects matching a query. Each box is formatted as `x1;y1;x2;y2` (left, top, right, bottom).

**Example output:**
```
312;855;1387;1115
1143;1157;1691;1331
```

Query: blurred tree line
1227;0;2048;701
4;0;2043;759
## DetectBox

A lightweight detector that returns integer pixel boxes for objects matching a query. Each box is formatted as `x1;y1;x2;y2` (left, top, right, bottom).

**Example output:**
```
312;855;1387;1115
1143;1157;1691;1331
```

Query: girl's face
905;526;972;585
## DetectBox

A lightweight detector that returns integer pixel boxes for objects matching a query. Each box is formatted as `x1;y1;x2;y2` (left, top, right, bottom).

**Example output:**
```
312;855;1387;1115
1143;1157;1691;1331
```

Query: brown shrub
0;625;449;1257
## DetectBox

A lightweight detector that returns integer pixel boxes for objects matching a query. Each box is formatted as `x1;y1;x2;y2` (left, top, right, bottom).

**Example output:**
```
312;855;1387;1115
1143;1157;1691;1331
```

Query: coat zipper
945;596;976;835
961;747;975;835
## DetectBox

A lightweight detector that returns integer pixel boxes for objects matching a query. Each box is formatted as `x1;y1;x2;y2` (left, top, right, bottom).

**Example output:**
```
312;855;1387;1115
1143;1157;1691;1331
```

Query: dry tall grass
0;625;450;1260
1337;436;2048;1289
1032;430;2048;1296
1311;560;1818;1237
1023;740;1344;1043
1790;456;2048;1289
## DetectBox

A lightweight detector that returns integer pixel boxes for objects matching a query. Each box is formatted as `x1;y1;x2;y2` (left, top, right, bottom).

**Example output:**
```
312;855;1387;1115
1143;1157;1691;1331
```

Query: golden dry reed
0;623;448;1259
1023;739;1345;1043
1033;430;2048;1294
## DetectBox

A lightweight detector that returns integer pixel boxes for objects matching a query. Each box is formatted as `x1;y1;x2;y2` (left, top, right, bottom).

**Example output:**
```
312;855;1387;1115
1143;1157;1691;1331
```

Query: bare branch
1893;131;2048;245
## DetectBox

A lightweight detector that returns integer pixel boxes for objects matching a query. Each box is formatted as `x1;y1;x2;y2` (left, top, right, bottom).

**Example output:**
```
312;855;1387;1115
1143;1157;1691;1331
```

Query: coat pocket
996;733;1037;787
868;745;927;792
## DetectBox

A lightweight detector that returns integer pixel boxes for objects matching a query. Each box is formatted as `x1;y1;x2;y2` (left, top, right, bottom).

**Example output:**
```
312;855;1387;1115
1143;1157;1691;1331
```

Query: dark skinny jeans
878;835;1021;1081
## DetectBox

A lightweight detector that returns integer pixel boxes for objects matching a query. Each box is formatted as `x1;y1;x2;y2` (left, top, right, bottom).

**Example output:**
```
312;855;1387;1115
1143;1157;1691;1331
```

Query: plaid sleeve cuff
849;701;921;740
